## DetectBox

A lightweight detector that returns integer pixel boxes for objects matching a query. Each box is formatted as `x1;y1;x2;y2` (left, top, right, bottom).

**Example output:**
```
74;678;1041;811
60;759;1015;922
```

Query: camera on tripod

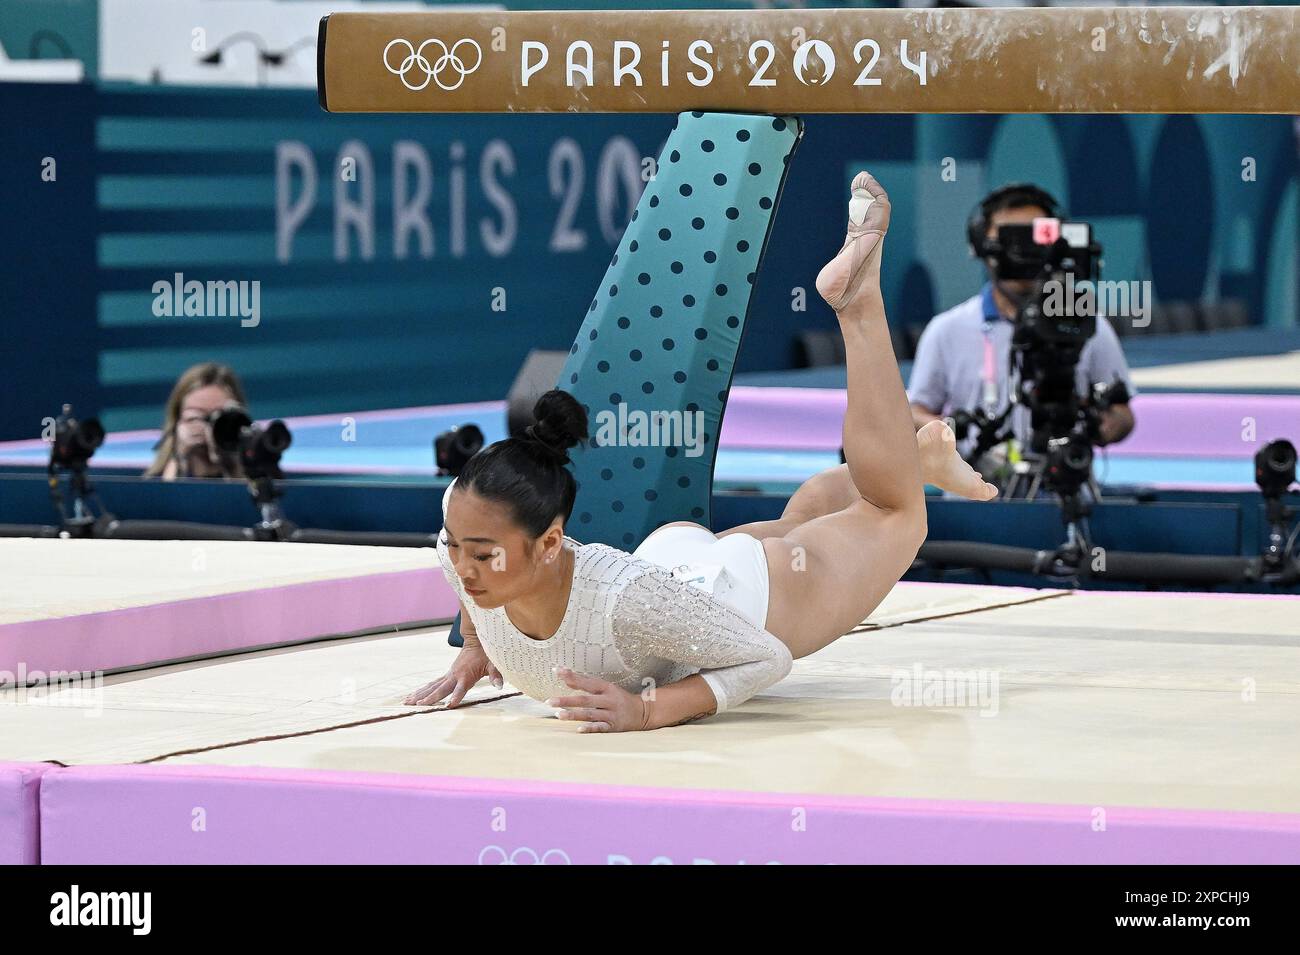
998;218;1099;343
49;404;105;474
956;216;1129;493
998;219;1103;447
46;404;108;536
207;406;296;538
209;406;292;481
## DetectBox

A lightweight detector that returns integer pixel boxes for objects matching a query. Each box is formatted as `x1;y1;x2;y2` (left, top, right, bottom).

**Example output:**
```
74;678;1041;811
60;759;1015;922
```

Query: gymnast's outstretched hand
546;666;651;733
404;642;504;707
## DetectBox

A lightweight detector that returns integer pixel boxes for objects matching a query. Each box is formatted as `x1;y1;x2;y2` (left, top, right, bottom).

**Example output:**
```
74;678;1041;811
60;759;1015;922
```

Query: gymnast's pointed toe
815;170;891;312
846;171;891;239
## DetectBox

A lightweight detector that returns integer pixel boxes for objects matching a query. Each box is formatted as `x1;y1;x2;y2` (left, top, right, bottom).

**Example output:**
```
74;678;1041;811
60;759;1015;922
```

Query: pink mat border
36;763;1300;865
0;568;460;676
0;762;50;865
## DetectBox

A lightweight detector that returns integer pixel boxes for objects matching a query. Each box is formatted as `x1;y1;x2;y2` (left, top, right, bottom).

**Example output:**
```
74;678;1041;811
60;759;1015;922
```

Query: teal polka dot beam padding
559;111;803;550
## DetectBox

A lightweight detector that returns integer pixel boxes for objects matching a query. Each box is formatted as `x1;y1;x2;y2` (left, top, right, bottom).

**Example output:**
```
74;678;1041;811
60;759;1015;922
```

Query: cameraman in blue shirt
907;183;1137;488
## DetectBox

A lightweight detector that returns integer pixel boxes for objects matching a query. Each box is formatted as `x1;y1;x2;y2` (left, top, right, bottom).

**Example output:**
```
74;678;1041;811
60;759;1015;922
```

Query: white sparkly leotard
436;482;793;714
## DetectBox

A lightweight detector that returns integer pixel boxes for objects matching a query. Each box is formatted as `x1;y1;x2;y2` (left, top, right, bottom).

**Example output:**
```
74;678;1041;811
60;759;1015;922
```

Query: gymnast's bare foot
815;171;890;313
917;420;998;501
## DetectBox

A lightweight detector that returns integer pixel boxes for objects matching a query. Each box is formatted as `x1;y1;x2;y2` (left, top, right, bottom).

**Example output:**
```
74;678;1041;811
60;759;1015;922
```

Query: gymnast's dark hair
455;389;588;538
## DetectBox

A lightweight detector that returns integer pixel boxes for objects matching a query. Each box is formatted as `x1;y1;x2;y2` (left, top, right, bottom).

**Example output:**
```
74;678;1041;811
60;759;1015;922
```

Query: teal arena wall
1;2;1297;441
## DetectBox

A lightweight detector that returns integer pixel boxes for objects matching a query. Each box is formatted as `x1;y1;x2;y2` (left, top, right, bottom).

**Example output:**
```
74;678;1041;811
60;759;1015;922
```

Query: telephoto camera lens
1255;439;1297;499
434;424;485;476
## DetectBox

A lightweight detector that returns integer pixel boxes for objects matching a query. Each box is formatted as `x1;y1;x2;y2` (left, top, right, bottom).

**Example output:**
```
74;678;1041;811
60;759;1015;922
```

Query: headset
966;183;1062;259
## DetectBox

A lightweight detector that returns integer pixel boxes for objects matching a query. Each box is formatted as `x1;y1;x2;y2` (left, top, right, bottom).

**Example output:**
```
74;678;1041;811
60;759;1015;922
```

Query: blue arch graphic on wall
985;115;1070;213
1149;116;1214;301
558;111;804;550
1061;116;1141;215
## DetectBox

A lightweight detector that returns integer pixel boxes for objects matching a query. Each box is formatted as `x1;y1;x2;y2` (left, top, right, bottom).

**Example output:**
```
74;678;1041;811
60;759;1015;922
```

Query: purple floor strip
0;762;49;865
36;764;1300;865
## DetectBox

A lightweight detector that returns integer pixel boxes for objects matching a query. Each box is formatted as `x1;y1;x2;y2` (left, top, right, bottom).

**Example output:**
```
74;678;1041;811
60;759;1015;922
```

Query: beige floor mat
3;586;1295;815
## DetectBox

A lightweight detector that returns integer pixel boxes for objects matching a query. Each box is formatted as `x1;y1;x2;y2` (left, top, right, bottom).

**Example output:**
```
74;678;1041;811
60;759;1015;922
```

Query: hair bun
526;389;588;463
522;424;570;464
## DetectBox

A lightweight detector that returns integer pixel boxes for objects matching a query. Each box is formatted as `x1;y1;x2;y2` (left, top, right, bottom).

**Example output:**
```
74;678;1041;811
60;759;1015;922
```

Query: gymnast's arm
638;674;722;730
611;570;794;728
408;539;503;705
405;597;505;706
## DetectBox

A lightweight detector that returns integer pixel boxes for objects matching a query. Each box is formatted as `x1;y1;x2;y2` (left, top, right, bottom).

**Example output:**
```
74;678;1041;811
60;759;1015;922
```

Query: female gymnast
406;171;996;731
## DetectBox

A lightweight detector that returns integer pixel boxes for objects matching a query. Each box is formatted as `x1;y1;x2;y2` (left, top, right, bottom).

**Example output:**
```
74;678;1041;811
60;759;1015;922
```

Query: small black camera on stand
1256;439;1298;578
434;423;484;476
47;404;109;537
209;406;295;540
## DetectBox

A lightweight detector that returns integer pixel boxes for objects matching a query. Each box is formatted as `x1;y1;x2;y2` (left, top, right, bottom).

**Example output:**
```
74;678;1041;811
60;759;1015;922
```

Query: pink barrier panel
38;764;1300;864
1122;394;1300;458
720;386;846;450
0;568;459;676
0;763;51;865
718;387;1300;458
9;391;1289;467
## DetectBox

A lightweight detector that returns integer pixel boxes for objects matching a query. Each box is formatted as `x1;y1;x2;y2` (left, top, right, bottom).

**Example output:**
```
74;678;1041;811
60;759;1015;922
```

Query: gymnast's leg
758;172;931;658
718;423;995;541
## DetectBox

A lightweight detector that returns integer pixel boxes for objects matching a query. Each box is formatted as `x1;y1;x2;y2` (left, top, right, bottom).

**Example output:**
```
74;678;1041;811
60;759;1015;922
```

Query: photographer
144;362;248;480
907;183;1136;487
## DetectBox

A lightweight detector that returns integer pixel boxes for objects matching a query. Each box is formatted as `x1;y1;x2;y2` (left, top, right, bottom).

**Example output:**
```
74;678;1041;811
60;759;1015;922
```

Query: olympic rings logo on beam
383;38;482;92
477;845;573;865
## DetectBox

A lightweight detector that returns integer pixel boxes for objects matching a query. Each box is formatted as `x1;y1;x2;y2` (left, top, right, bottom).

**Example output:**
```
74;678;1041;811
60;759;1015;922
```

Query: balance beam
317;6;1300;114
